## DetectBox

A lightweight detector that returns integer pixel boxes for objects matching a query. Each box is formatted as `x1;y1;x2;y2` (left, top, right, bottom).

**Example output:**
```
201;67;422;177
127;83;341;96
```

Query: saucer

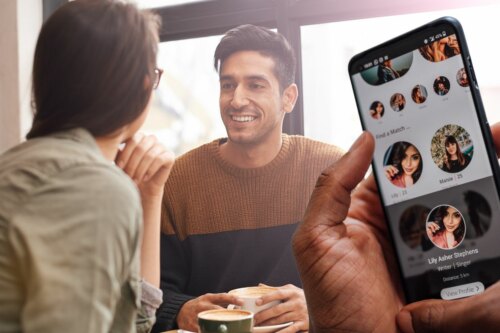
253;322;293;333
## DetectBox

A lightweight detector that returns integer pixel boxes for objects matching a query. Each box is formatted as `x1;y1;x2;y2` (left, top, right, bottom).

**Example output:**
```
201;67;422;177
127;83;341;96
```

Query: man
153;24;343;332
292;122;500;332
378;59;400;84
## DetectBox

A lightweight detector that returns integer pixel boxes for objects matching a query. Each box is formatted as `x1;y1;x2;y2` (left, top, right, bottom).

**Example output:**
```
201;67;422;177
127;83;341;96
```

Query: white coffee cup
228;286;280;314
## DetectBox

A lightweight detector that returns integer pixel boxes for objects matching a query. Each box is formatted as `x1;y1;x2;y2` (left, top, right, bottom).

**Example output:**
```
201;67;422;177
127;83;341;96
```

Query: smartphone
348;17;500;302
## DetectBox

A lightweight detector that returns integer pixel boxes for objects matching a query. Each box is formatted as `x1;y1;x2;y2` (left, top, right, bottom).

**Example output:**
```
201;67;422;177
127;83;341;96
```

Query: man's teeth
232;116;255;122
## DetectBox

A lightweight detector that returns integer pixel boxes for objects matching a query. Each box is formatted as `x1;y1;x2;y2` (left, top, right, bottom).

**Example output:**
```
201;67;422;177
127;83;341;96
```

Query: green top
0;128;154;332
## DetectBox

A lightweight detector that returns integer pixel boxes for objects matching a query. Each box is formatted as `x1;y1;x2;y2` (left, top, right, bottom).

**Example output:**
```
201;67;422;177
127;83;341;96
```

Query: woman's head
370;101;384;119
391;141;422;182
435;205;465;243
444;135;466;167
27;0;160;139
412;85;426;103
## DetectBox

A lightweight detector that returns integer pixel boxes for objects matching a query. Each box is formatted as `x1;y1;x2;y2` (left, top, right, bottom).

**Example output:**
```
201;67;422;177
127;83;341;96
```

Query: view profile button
440;282;485;300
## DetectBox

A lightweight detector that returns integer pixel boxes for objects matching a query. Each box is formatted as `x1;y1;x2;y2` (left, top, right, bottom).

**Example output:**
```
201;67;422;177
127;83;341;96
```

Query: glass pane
302;4;500;152
142;35;225;155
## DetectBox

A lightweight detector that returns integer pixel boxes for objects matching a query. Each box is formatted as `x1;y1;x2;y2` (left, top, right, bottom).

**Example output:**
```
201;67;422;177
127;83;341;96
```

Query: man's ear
282;83;298;114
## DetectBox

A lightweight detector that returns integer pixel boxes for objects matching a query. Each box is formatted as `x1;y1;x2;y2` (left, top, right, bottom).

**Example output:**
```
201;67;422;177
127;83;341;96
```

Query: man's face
219;50;292;146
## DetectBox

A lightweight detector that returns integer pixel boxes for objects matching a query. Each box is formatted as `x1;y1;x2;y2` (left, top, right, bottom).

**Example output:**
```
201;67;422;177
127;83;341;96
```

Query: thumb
397;297;475;333
301;131;374;229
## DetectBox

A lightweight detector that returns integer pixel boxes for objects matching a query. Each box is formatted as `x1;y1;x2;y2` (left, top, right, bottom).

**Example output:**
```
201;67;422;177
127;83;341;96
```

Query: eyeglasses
153;68;163;90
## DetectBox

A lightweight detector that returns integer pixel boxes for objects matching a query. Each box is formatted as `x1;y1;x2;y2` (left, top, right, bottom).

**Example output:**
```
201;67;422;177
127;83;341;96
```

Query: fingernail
116;160;124;168
349;132;366;152
397;310;415;333
255;298;262;306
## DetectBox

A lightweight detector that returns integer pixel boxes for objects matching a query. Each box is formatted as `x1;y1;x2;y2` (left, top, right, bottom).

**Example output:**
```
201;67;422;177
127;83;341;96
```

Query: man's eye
250;83;264;89
221;83;234;90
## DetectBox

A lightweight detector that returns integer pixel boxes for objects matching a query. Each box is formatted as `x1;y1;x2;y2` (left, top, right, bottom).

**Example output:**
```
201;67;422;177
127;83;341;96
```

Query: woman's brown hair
27;0;160;139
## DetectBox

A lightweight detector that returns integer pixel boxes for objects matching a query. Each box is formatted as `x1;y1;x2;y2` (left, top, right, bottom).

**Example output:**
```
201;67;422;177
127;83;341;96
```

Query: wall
0;0;42;153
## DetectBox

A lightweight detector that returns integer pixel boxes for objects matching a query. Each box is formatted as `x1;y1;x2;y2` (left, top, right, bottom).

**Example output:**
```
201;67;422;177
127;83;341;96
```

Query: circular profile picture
426;205;466;250
463;190;492;239
383;141;422;188
433;76;450;96
390;93;406;112
430;124;473;173
411;85;428;104
456;68;469;87
369;101;385;120
399;205;433;251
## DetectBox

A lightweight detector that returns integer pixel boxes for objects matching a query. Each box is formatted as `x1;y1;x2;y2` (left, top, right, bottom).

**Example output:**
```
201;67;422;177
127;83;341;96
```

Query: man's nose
230;85;249;109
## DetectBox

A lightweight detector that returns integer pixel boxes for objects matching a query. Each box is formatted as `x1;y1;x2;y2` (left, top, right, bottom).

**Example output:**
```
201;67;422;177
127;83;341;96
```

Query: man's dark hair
27;0;160;139
213;24;296;90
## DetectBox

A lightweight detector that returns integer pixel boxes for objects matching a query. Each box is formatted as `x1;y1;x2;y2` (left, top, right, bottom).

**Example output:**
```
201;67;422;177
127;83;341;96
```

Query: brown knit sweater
153;134;343;332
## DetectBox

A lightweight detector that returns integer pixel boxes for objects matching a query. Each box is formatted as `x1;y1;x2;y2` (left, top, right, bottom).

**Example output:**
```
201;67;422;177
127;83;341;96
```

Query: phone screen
349;18;500;302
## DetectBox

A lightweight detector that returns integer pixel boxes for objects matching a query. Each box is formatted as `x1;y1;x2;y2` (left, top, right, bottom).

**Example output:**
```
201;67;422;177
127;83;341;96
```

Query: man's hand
397;281;500;333
177;293;243;332
293;132;403;333
253;284;308;332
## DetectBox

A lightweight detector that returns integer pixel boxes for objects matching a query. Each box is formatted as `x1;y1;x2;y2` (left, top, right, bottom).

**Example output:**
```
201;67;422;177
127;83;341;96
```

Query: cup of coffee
228;286;280;314
198;309;254;333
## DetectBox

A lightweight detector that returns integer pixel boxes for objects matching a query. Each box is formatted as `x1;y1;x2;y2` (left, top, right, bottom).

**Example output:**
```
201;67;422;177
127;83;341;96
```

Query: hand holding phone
349;16;500;302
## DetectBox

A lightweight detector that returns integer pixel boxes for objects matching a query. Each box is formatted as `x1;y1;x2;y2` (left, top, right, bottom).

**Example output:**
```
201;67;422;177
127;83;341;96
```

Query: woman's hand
426;221;440;235
116;133;175;199
384;165;399;180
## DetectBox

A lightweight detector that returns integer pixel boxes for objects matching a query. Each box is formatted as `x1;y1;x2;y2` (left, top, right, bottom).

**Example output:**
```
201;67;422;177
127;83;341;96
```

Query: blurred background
2;0;500;155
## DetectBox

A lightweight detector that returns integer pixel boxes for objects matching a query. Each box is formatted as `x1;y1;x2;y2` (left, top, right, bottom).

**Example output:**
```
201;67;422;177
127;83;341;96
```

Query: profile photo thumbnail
390;93;406;112
433;76;450;96
426;205;466;250
430;124;473;173
411;85;428;104
369;101;385;120
456;68;469;87
383;141;422;188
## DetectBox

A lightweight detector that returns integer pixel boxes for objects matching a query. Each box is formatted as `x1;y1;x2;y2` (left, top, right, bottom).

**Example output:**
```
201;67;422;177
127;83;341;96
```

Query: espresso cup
228;286;280;314
198;309;254;333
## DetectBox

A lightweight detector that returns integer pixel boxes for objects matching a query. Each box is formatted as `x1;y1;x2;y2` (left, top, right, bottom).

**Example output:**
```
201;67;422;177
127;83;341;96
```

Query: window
302;4;500;151
143;35;226;155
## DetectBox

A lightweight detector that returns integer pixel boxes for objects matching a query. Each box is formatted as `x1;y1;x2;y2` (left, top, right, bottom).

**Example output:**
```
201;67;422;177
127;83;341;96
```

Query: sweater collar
211;134;292;178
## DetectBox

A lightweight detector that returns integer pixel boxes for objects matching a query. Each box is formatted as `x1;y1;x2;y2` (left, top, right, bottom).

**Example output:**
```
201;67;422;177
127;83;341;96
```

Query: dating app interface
351;26;500;301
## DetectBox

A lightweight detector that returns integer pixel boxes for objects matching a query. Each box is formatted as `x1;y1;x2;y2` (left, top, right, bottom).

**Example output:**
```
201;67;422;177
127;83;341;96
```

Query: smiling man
152;25;344;333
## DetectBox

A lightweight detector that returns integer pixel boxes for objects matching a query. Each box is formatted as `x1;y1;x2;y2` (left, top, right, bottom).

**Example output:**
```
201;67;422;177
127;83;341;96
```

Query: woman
426;205;466;249
0;1;173;332
390;93;406;112
369;101;385;119
384;141;422;188
412;85;427;104
441;135;471;173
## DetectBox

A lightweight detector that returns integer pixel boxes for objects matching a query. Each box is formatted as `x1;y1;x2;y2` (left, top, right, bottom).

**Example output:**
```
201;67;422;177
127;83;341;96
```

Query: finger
133;144;165;182
115;132;144;169
206;293;243;306
256;309;301;327
301;131;374;231
122;135;157;179
254;302;288;324
491;122;500;157
144;150;175;184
